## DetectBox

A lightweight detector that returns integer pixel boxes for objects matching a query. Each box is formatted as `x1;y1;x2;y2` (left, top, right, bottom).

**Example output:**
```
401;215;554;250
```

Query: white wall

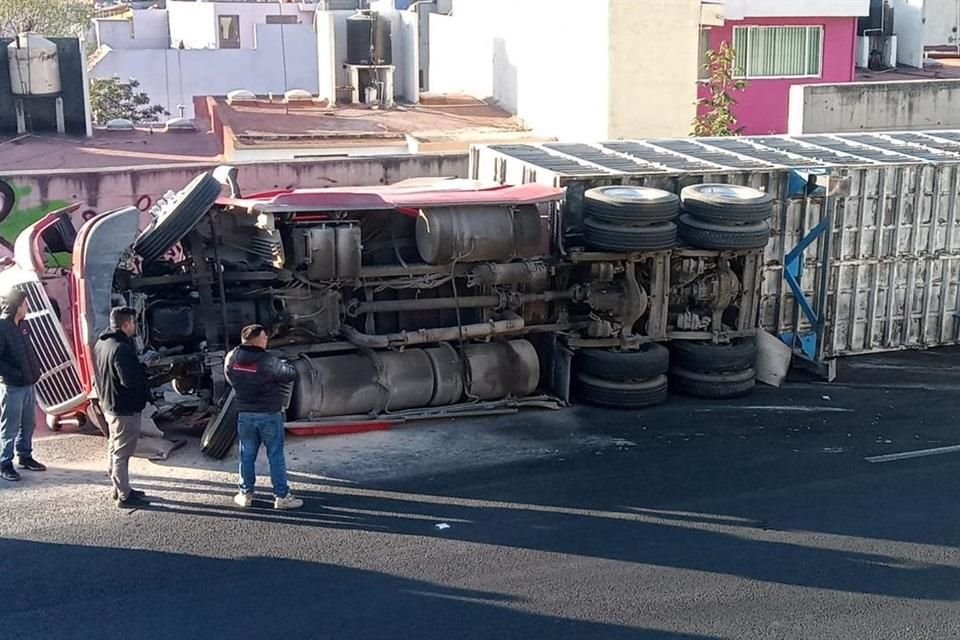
168;0;313;50
90;24;319;118
317;11;337;102
431;0;610;140
725;0;870;19
894;0;925;67
428;13;493;99
95;10;171;50
168;2;217;49
923;0;960;47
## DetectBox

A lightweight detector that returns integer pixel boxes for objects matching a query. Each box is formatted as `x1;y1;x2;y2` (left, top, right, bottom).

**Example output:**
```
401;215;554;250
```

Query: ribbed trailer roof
482;131;960;177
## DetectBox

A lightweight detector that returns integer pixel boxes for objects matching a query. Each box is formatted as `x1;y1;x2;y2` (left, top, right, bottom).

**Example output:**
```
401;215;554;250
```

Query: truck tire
677;214;770;250
201;390;238;460
670;337;757;373
133;172;221;263
670;366;756;399
680;184;773;224
583;218;677;252
577;343;669;381
583;186;679;225
576;372;668;408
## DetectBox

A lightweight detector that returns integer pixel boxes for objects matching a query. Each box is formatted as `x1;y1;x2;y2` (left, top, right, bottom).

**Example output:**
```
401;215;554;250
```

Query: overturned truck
9;167;769;458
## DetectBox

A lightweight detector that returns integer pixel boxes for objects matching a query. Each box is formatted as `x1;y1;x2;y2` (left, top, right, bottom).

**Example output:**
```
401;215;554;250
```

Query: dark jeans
237;411;289;498
0;384;36;467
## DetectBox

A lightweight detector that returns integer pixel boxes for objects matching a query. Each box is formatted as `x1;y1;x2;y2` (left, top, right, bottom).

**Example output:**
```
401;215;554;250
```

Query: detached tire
133;172;222;263
584;186;680;225
670;367;756;399
577;343;669;381
577;372;668;408
681;184;773;224
201;390;239;460
584;218;677;252
670;338;757;373
677;214;770;250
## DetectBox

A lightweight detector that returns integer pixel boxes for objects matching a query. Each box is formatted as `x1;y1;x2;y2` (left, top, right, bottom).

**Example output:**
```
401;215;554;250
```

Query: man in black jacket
225;324;302;510
0;289;45;482
94;306;150;508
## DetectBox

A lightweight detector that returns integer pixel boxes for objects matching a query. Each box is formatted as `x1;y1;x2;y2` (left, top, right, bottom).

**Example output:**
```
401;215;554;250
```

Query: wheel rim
600;186;667;201
693;184;763;200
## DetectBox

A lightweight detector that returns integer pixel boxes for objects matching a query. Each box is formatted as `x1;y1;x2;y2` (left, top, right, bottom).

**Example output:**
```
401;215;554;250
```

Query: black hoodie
94;328;148;416
224;345;296;413
0;289;41;387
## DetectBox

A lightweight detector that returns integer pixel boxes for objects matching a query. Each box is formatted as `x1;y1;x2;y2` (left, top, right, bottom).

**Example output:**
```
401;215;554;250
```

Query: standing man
225;324;302;510
0;289;45;482
95;306;149;509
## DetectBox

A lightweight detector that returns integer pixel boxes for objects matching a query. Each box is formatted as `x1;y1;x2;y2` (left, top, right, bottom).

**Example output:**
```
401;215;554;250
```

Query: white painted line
694;405;853;413
865;444;960;464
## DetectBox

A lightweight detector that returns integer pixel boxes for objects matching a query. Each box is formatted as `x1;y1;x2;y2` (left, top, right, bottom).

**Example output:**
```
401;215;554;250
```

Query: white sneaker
233;492;253;508
274;494;304;510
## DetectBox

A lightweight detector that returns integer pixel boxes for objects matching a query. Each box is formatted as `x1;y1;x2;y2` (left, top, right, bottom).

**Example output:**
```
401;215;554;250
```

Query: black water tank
346;12;392;65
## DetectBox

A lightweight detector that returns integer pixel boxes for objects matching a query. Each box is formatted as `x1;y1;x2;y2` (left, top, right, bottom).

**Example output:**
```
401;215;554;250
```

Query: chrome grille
17;278;86;414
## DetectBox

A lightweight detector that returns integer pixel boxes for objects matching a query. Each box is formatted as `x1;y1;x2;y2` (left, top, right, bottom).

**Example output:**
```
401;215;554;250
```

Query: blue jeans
0;384;36;467
237;411;290;498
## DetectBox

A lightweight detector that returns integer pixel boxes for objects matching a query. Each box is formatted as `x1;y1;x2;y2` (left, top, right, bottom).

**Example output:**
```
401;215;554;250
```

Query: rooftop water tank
8;33;61;96
346;12;391;65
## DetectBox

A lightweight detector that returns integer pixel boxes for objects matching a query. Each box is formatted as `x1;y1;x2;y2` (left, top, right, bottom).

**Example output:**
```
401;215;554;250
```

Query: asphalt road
2;349;960;639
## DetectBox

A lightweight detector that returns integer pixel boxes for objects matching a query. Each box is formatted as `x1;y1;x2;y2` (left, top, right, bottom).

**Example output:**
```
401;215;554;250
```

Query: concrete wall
0;154;468;251
893;0;925;67
91;24;319;118
923;0;960;47
95;10;171;50
431;0;610;140
788;78;960;134
706;16;858;135
608;0;702;138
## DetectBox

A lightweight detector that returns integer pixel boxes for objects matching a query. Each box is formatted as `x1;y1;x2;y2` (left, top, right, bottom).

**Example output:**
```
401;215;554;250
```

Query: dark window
218;15;240;49
266;15;298;25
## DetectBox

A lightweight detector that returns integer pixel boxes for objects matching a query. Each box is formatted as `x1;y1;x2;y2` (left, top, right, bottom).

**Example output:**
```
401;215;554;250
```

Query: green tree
89;76;169;125
0;0;94;37
693;41;748;137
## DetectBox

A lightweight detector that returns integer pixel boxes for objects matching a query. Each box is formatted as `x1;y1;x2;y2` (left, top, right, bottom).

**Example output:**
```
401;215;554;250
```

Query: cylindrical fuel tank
287;340;538;418
464;340;539;400
416;205;542;265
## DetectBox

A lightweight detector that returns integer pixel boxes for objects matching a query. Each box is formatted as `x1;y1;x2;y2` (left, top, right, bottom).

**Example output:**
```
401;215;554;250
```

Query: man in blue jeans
225;324;303;510
0;289;45;482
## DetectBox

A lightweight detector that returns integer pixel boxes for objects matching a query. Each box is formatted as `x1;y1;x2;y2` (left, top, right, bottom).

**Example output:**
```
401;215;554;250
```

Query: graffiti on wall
0;179;73;264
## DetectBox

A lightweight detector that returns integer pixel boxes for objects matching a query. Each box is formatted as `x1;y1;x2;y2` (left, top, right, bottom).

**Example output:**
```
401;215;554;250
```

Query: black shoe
1;465;21;482
111;488;146;501
117;493;150;509
18;457;46;471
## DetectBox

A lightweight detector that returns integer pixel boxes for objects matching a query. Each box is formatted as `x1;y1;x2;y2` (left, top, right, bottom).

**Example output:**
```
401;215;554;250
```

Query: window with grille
732;25;823;78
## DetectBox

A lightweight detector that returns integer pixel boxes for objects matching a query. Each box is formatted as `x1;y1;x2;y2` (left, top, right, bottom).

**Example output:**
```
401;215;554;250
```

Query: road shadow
0;538;719;640
121;472;960;603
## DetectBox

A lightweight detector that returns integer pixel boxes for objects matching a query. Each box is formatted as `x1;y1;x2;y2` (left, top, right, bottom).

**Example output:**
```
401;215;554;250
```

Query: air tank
346;12;392;65
7;33;61;96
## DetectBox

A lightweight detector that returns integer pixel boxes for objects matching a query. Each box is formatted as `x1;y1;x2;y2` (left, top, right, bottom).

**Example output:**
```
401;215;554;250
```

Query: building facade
704;0;869;134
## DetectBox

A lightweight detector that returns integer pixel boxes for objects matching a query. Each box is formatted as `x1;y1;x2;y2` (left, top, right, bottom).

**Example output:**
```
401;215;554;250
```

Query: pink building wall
704;16;858;135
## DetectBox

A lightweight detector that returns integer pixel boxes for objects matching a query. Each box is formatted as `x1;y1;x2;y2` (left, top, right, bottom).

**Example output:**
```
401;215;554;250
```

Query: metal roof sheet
479;131;960;177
